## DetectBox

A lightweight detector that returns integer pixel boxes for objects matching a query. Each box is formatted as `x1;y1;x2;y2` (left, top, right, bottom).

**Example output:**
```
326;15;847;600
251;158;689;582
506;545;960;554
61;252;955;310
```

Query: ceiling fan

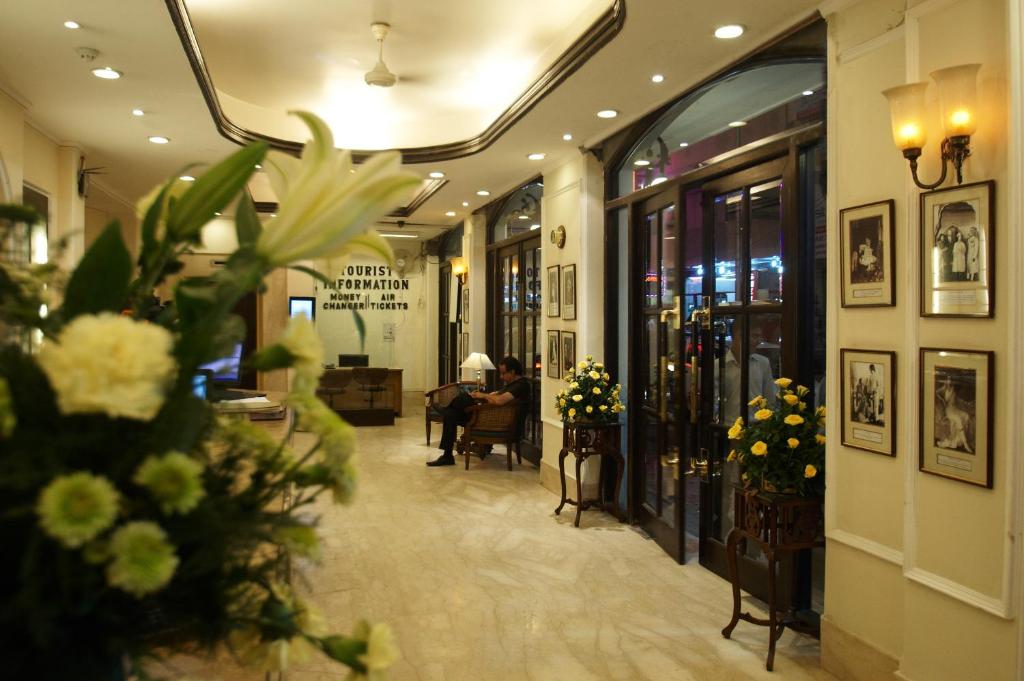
364;22;398;88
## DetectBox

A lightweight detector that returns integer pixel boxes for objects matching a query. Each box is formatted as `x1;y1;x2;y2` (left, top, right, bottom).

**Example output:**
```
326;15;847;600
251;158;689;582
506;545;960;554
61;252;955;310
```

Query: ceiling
0;0;822;242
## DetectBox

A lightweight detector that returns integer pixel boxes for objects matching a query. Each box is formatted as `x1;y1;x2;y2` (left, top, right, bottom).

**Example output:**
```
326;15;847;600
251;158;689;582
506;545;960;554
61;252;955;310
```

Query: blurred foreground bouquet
0;112;419;680
728;378;826;496
554;355;624;424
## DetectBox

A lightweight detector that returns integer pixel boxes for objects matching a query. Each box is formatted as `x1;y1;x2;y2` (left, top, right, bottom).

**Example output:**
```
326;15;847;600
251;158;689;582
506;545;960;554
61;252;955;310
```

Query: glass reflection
749;180;783;303
713;191;742;305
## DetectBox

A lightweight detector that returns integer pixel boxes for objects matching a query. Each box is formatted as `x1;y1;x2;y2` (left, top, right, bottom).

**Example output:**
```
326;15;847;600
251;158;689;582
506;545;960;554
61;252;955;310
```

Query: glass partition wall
605;30;827;614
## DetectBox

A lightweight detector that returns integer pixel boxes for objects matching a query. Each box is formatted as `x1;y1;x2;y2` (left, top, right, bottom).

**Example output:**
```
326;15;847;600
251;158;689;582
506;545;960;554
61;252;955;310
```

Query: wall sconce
882;63;981;189
450;256;468;284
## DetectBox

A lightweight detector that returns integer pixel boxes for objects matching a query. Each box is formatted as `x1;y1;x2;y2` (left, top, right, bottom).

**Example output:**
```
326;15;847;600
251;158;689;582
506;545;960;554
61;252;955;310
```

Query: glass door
697;156;791;602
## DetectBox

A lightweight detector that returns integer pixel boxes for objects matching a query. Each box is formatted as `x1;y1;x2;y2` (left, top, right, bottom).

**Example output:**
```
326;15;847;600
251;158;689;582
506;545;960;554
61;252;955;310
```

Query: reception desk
317;368;403;417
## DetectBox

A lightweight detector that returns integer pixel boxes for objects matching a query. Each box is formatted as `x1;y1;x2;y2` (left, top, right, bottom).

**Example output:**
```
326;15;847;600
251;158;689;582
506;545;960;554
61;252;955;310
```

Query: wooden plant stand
721;487;824;671
554;422;624;527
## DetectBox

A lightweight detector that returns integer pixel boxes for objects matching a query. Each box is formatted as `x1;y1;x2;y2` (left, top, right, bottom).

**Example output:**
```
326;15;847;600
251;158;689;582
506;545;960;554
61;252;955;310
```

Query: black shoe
427;453;455;467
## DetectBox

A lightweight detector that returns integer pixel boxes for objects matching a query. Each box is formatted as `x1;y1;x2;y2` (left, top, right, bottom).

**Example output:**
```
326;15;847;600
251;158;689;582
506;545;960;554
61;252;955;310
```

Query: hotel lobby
0;1;1022;680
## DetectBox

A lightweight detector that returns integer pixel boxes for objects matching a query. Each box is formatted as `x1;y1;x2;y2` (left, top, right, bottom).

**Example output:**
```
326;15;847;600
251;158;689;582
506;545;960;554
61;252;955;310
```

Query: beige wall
823;0;1021;679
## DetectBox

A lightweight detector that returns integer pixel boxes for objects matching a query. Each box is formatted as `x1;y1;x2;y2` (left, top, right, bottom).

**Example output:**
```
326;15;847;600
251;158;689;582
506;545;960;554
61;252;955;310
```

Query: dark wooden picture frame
918;348;994;488
561;264;577;320
560;331;576;375
546;330;561;378
840;349;896;457
546;265;561;317
920;180;995;318
840;199;895;307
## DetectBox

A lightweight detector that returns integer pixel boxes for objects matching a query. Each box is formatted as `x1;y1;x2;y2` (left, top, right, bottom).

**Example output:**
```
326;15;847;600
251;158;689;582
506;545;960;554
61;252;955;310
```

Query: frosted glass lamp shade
460;352;496;371
882;82;930;150
930;63;981;138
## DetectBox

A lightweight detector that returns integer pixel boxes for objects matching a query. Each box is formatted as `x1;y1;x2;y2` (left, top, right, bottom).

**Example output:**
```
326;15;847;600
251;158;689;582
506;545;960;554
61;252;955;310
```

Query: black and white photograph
921;181;994;317
840;200;895;307
546;265;560;317
562;264;577;320
919;348;993;487
561;331;576;375
546;330;560;378
841;349;896;457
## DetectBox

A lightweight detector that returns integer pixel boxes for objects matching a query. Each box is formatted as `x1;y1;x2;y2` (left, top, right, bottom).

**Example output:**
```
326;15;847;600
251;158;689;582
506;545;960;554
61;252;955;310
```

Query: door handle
659;295;682;329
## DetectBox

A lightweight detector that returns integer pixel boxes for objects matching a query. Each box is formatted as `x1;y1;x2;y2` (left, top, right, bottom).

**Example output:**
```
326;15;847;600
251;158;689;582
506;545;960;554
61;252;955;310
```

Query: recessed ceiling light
445;211;456;217
530;224;540;230
633;159;651;167
270;213;277;217
64;20;80;29
148;136;169;144
651;177;668;186
428;171;445;178
728;120;747;127
596;109;618;119
714;24;745;39
381;233;419;239
476;190;490;196
461;201;470;207
802;90;814;96
527;153;546;161
517;214;530;220
679;142;689;148
562;133;573;141
92;67;122;80
214;212;222;216
651;74;665;83
131;108;145;117
180;175;195;182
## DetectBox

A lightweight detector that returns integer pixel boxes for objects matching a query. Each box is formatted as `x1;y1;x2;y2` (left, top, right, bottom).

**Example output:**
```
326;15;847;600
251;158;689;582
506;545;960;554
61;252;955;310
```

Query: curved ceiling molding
163;0;625;165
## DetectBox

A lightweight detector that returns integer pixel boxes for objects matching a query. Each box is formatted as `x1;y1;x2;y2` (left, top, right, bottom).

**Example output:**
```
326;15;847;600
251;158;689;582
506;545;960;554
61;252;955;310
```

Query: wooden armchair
424;381;480;444
456;402;523;471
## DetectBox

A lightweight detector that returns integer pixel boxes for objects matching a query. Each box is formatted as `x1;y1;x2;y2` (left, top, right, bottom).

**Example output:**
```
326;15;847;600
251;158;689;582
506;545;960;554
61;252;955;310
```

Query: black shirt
497;376;531;404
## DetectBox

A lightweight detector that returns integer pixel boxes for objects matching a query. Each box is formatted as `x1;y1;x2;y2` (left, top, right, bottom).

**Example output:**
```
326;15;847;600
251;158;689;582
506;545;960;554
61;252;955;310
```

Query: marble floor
283;394;837;681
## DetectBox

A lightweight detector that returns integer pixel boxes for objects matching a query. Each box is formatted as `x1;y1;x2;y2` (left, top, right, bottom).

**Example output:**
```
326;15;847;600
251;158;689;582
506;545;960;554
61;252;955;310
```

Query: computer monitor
199;342;243;386
289;296;316;321
338;353;369;367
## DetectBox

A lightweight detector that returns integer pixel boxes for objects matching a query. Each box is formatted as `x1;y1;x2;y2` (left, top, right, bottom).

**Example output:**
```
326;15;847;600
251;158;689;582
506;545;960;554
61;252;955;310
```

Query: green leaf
168;143;267;240
290;264;332;288
249;344;294;372
61;221;132;319
0;204;41;224
352;310;366;354
319;635;366;669
234;193;262;247
139;178;177;259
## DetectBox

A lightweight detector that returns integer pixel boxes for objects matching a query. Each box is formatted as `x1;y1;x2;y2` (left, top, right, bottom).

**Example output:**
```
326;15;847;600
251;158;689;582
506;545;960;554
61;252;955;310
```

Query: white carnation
37;314;176;421
280;316;324;394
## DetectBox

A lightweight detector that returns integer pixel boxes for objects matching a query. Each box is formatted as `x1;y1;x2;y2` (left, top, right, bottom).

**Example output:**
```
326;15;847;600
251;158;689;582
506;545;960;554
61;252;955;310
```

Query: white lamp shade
460;352;496;371
882;81;929;150
930;63;981;138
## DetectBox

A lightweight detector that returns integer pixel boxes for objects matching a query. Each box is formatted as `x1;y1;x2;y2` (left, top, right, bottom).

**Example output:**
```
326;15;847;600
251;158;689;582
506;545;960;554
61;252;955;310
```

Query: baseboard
821;615;900;681
539;460;599;499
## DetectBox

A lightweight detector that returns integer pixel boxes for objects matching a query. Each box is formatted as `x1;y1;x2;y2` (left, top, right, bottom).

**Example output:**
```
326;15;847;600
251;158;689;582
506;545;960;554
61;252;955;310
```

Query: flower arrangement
554;355;624;423
727;378;826;497
0;112;419;680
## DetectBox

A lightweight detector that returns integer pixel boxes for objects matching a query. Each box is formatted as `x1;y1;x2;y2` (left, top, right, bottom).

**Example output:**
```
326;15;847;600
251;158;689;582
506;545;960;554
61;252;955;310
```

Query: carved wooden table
721;487;824;671
553;422;623;527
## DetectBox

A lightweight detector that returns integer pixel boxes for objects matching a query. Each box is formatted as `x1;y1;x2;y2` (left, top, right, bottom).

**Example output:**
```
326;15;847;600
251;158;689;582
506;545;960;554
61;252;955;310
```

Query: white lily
256;111;421;267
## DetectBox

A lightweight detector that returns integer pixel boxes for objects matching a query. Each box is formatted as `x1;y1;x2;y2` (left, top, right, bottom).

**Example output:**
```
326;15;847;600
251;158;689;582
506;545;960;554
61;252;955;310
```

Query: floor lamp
460;352;495;386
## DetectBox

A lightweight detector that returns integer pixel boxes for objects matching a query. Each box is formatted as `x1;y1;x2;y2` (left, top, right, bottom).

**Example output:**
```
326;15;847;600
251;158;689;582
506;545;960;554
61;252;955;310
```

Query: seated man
426;356;530;467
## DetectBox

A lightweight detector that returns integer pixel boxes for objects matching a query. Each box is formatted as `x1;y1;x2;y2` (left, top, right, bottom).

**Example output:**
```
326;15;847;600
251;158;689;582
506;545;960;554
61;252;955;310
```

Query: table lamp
460;352;496;385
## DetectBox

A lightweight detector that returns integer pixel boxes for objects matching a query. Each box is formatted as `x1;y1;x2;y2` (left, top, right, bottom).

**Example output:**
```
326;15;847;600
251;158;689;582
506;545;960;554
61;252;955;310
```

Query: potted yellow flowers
554;355;624;423
727;378;826;496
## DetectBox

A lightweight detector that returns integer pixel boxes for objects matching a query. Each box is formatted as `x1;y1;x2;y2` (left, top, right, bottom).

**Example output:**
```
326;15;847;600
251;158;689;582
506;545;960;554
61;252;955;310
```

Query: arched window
489;181;543;244
612;59;825;198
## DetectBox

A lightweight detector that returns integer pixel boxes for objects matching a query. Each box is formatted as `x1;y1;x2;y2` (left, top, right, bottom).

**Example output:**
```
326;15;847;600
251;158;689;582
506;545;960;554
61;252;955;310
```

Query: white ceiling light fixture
148;136;169;144
714;24;745;39
91;67;122;80
461;201;470;207
562;133;573;141
527;153;545;160
180;175;195;182
64;20;80;29
428;171;445;178
517;214;530;220
728;120;747;127
381;233;419;239
530;224;540;230
476;190;490;196
633;159;651;166
596;109;618;119
803;89;814;96
650;177;668;186
679;142;689;147
364;22;398;88
255;164;262;170
651;74;665;83
131;108;145;117
445;210;456;217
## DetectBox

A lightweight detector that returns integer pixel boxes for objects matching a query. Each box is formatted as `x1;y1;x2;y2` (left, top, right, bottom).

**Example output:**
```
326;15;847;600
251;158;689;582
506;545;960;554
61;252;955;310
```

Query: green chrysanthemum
273;525;322;560
36;472;119;548
0;376;16;438
134;451;206;514
106;521;179;597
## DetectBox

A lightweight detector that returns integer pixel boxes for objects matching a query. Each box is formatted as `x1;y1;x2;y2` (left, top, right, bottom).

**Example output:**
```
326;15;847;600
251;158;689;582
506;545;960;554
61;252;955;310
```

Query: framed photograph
920;180;994;317
919;348;993;488
560;331;576;376
460;333;469;364
561;264;577;320
840;200;895;307
840;349;896;456
546;330;561;378
462;289;469;323
546;265;560;317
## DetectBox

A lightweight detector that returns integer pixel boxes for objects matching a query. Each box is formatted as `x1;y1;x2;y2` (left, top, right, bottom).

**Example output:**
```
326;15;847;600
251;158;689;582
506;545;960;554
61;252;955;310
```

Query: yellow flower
727;423;743;440
589;370;601;380
578;361;588;369
559;399;566;407
754;408;773;421
815;434;826;445
611;404;622;413
816;406;827;417
798;401;807;411
599;405;608;412
727;450;737;462
592;387;601;395
775;377;793;388
602;373;610;381
787;437;800;449
568;408;576;417
572;394;583;402
585;406;593;414
804;464;818;478
783;394;799;406
784;414;805;426
796;385;810;397
733;416;744;426
750;441;768;456
747;395;766;408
